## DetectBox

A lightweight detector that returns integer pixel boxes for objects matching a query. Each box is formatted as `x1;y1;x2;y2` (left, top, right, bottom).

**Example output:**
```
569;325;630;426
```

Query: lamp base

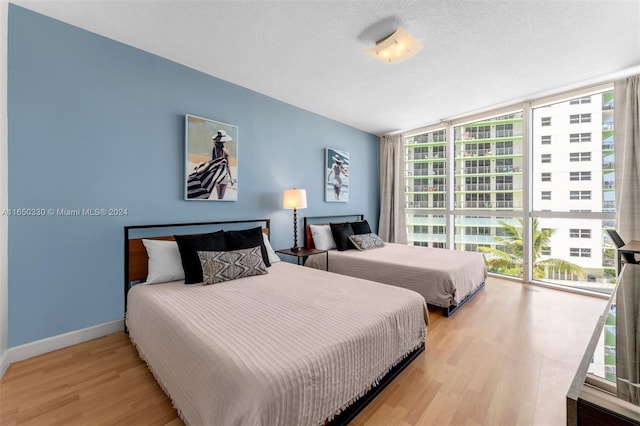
290;246;304;252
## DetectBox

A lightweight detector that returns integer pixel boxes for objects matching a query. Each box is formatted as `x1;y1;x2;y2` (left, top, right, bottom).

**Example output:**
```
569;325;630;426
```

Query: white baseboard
0;348;9;380
2;318;124;378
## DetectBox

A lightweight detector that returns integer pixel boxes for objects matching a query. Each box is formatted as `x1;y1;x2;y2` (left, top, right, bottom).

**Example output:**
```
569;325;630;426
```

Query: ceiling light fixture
365;28;423;64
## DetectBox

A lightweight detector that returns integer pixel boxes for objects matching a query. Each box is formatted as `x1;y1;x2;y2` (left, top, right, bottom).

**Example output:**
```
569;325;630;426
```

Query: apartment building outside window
405;129;447;248
570;248;592;258
570;171;591;181
570;190;592;200
496;175;513;190
570;152;591;162
569;133;592;143
532;88;615;291
570;96;592;105
570;113;592;124
405;87;616;292
570;229;592;238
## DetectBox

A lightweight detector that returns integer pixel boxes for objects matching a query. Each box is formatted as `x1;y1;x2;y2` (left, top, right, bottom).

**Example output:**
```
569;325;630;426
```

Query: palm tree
479;218;584;279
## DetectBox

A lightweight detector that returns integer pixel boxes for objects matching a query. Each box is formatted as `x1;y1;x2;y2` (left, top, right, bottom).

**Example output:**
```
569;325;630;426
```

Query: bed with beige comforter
305;243;487;312
126;261;427;426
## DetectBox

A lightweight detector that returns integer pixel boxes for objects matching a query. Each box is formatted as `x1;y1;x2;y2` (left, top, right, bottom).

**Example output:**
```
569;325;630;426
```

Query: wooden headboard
124;219;270;314
303;214;364;249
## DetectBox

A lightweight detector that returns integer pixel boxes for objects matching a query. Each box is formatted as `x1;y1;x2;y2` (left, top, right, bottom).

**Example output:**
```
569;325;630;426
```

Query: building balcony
406;171;446;178
454;183;522;192
456;201;519;209
407;233;447;243
406;156;446;162
455;134;523;143
455;184;492;191
406;201;446;209
496;183;521;191
455;148;523;158
495;166;523;173
602;162;614;171
457;166;492;174
407;184;446;192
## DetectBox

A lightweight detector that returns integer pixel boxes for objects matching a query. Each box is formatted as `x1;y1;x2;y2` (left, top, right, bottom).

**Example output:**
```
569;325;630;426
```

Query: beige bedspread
126;262;427;426
305;243;487;308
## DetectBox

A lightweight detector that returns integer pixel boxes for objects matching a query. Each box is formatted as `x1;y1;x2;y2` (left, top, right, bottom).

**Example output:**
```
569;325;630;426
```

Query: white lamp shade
365;28;423;64
283;189;307;209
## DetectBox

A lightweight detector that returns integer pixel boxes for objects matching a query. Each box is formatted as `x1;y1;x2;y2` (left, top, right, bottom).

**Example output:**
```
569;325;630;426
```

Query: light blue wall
7;5;380;347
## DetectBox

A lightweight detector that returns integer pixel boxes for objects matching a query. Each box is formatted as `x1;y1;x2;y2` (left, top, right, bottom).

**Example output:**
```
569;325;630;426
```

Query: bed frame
303;214;485;317
123;218;424;425
124;219;271;318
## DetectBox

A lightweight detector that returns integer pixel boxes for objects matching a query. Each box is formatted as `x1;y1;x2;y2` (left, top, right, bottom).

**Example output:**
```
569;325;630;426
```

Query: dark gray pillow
198;246;268;285
349;233;385;251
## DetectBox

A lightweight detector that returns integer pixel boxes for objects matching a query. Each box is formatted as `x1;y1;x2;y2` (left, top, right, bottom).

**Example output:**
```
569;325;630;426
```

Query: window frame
403;82;615;291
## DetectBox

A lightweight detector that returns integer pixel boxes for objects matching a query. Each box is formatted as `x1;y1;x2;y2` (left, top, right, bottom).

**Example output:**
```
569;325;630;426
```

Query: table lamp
283;188;307;251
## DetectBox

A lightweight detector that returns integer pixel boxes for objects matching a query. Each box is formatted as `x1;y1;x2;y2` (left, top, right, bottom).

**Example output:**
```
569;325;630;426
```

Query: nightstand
276;247;328;270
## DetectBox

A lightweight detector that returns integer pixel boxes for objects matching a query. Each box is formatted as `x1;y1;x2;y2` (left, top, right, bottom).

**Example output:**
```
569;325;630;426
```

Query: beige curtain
614;75;640;405
614;75;640;243
616;265;640;405
378;134;407;243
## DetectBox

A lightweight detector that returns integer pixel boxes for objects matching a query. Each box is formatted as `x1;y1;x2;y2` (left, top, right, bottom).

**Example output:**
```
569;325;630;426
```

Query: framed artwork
325;148;349;202
185;114;238;201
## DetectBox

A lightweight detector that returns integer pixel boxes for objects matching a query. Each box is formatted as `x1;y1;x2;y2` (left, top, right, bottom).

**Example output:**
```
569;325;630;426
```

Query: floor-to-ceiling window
405;129;447;248
531;88;616;292
404;85;616;293
451;112;524;279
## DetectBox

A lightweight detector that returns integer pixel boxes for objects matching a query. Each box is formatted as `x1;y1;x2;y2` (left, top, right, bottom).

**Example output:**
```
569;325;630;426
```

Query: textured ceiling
11;0;640;135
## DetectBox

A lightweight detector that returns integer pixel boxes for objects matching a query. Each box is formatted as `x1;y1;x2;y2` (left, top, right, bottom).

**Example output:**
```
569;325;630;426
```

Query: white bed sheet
305;243;487;308
126;261;427;426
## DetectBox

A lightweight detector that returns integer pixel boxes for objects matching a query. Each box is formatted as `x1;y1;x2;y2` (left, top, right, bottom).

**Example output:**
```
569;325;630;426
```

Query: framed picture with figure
185;114;238;201
325;148;349;202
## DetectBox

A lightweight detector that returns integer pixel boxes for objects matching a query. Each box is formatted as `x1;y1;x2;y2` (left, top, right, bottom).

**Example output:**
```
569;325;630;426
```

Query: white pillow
262;232;281;263
310;224;337;250
142;239;185;284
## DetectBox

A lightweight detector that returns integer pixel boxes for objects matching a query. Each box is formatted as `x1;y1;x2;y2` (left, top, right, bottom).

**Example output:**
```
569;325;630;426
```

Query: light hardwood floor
0;277;606;425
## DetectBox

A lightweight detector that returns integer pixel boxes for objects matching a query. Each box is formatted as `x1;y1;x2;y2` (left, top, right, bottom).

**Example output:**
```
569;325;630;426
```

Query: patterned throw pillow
348;233;385;251
197;246;268;285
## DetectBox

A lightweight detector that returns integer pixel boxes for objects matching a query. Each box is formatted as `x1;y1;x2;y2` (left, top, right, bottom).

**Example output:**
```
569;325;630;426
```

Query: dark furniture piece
607;229;640;274
567;263;640;426
618;241;640;275
276;247;328;270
